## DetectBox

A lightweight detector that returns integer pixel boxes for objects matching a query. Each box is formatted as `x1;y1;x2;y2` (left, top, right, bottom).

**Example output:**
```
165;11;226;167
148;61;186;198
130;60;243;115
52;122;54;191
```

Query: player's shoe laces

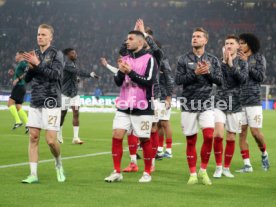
261;154;270;171
155;151;163;160
213;166;222;178
163;151;173;158
139;172;152;183
235;165;253;173
22;175;38;184
187;175;198;185
123;163;139;172
198;170;212;185
56;166;66;182
72;138;84;145
25;127;29;134
222;168;234;178
104;171;123;183
12;123;23;130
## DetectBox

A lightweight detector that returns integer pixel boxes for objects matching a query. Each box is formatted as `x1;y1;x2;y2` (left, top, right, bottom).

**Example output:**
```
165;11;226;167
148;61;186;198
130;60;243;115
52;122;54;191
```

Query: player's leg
58;94;70;143
16;85;28;133
105;111;129;182
181;111;198;185
43;107;65;182
161;120;173;158
213;109;226;178
156;125;164;159
150;122;159;172
198;110;215;185
72;106;84;144
123;130;139;172
159;102;173;158
8;96;22;129
237;107;252;172
131;115;153;183
22;107;42;184
222;112;242;178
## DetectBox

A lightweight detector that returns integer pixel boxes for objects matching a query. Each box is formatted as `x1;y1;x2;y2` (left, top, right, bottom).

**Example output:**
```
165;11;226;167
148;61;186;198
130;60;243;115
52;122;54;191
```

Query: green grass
0;110;275;207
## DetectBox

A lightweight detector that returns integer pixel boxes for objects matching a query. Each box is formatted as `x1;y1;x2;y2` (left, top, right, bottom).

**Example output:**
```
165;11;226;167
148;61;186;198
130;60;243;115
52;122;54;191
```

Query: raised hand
23;52;40;68
100;57;108;67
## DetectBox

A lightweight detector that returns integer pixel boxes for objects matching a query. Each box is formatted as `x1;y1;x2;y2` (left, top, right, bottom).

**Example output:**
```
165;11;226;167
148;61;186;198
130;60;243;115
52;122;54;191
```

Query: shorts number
254;115;261;125
48;115;57;126
141;121;150;131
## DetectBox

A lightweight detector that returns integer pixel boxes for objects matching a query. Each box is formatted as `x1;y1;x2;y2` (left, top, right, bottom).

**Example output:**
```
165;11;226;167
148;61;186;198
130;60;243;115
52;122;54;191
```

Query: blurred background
0;0;275;100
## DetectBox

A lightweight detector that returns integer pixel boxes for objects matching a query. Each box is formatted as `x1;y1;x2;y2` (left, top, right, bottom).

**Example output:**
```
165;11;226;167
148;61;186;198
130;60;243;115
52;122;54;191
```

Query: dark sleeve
204;57;222;86
249;55;266;82
35;51;63;81
114;71;125;87
25;69;37;83
175;56;197;86
64;63;91;78
162;59;174;96
128;56;157;87
230;60;248;84
146;36;163;66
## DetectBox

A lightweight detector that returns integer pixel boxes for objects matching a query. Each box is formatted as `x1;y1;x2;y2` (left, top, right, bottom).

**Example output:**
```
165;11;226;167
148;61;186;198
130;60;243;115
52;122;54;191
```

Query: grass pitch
0;109;275;207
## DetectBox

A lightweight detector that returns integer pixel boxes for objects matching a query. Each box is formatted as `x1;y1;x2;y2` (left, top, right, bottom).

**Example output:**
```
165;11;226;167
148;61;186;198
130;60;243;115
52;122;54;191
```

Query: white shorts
27;107;61;131
152;100;159;123
214;108;242;133
113;111;152;138
61;94;80;110
241;106;263;128
158;102;171;121
181;110;215;136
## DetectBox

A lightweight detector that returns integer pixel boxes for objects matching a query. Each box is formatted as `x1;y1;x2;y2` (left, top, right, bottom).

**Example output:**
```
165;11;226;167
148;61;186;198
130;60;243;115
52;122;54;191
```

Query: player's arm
114;71;125;87
29;51;63;81
100;58;118;74
229;60;248;84
175;56;197;86
204;58;223;86
145;35;164;66
249;55;266;82
127;57;157;87
162;58;174;97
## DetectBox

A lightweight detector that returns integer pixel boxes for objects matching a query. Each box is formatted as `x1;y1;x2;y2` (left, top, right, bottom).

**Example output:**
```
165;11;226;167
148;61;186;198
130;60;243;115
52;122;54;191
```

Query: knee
29;132;39;143
251;129;260;139
46;139;56;147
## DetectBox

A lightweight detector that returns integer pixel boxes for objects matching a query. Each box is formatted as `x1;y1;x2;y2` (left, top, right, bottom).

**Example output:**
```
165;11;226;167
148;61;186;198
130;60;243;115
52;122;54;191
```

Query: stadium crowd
0;0;275;95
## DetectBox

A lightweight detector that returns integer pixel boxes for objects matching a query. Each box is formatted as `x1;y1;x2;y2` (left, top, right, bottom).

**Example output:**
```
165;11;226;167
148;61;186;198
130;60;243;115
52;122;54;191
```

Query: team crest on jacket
44;55;51;63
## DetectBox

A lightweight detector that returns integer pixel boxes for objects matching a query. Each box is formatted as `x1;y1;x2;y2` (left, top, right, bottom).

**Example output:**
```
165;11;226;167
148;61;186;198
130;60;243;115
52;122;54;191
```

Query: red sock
200;128;214;169
158;135;164;148
141;139;152;174
224;140;235;168
127;133;138;156
259;144;266;153
186;134;197;173
150;131;159;159
241;150;250;159
166;138;172;149
214;137;223;166
112;137;123;173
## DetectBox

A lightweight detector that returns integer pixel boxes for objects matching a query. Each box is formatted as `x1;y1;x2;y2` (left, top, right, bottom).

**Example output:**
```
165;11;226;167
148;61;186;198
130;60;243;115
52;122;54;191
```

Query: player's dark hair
239;33;260;54
225;34;239;43
128;30;145;39
17;51;25;54
63;48;75;55
193;27;209;40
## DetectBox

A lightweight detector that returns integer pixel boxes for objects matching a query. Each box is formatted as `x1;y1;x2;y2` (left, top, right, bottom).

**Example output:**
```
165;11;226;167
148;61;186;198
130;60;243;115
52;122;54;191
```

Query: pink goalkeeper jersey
116;53;152;110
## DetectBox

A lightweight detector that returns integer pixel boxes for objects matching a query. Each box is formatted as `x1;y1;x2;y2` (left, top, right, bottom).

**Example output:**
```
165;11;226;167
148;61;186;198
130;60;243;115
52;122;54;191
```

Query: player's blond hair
193;27;209;40
38;24;54;36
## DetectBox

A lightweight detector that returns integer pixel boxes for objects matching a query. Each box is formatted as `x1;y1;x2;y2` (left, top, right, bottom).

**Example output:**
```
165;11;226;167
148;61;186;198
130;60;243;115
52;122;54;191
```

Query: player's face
37;28;52;47
126;34;141;51
191;31;208;48
68;50;77;60
239;40;250;53
225;39;239;55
